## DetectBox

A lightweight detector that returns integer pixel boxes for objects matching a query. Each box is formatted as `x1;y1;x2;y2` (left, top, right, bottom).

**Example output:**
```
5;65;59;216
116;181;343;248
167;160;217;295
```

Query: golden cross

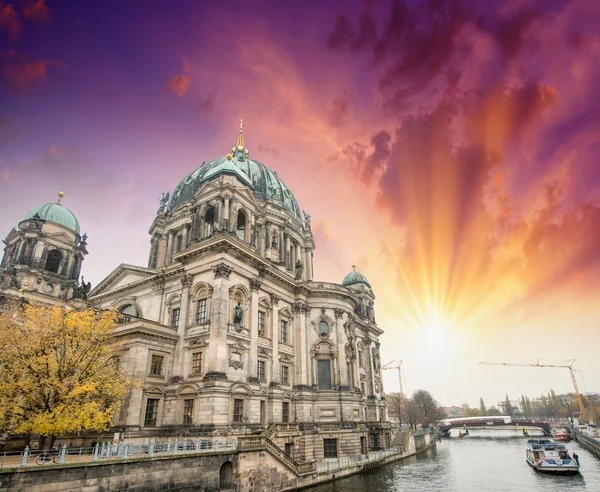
239;118;243;130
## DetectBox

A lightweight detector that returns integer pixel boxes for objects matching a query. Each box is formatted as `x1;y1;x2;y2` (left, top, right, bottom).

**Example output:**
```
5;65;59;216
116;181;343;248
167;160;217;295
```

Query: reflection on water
308;430;600;492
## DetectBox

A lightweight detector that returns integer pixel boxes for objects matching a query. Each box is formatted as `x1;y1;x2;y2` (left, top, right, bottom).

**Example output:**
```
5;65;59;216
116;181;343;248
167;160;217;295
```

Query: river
308;429;600;491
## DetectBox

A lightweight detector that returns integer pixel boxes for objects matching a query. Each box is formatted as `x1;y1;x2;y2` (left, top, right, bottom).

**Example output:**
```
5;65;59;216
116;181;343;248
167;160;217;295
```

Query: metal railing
0;438;237;470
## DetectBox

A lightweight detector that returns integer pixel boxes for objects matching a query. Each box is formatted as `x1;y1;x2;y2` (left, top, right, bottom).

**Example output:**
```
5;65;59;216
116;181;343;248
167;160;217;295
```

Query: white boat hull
526;457;579;475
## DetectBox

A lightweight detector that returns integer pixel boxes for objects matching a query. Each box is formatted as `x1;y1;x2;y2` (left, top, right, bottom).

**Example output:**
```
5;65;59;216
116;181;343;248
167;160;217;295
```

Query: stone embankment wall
573;429;600;458
0;452;238;492
0;430;437;492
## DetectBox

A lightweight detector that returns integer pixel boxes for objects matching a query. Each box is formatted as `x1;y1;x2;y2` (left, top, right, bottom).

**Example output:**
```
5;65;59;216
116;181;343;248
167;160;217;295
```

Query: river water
309;429;600;492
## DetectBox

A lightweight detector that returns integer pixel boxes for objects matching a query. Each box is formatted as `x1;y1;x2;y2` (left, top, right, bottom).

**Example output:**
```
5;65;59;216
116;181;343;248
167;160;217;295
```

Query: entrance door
219;461;233;490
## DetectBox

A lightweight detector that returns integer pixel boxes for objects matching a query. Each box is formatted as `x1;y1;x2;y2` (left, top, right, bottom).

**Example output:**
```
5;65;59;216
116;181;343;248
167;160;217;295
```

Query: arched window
318;320;329;336
204;207;215;236
119;304;138;323
236;210;246;241
44;249;62;274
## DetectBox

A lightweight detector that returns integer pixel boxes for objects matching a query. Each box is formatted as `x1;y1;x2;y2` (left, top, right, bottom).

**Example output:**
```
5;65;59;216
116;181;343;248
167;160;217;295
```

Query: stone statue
267;182;279;199
295;260;303;280
158;191;170;212
72;276;92;301
372;347;381;372
233;301;245;325
79;233;88;247
8;268;18;288
303;211;311;229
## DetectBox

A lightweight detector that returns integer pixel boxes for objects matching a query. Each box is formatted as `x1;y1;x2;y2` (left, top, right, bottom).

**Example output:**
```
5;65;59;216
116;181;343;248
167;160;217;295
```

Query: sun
418;314;462;357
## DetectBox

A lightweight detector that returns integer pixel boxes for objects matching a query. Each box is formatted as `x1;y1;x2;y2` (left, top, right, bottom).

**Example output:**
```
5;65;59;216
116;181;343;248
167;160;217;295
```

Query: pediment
90;263;158;297
45;231;74;245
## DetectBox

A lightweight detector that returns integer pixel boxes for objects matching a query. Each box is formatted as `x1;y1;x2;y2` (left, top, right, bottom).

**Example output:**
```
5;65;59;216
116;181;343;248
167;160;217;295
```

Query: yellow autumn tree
0;301;133;446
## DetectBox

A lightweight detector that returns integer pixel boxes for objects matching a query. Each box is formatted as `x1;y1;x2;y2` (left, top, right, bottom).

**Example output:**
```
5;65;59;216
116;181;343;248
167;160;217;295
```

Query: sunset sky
2;0;599;408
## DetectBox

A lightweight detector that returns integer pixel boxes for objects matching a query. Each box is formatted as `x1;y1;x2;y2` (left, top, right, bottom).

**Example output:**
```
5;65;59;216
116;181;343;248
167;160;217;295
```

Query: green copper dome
342;268;371;288
168;127;302;223
23;201;80;234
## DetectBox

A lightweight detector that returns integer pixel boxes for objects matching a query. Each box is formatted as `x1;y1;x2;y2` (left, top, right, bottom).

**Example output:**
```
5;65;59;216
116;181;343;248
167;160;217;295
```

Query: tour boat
525;439;579;475
552;428;571;442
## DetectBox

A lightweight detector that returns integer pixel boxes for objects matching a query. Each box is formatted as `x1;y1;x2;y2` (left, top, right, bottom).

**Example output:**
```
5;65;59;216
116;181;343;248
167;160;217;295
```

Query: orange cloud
21;0;51;23
0;159;13;183
0;2;21;39
166;58;191;97
2;57;62;92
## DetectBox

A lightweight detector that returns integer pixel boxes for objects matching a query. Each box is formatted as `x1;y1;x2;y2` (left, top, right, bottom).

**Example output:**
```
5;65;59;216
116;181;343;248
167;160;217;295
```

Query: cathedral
0;124;391;461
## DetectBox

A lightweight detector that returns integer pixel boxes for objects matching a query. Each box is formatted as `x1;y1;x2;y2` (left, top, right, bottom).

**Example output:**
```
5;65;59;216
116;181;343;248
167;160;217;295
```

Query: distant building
443;406;465;417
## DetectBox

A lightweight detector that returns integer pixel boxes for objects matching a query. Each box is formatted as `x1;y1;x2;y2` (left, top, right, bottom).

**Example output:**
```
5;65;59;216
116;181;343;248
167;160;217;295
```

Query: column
182;224;189;248
207;263;233;375
174;275;192;376
259;224;265;256
245;211;252;243
305;249;313;280
251;214;257;247
249;285;260;379
166;231;175;265
294;305;309;386
216;200;223;231
271;296;280;383
279;229;284;260
229;199;236;232
285;235;291;270
157;234;168;267
16;241;26;264
223;196;230;232
265;222;271;258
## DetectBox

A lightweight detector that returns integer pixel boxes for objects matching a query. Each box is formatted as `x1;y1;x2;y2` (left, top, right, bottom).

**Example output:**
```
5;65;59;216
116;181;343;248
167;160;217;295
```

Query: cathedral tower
0;192;88;304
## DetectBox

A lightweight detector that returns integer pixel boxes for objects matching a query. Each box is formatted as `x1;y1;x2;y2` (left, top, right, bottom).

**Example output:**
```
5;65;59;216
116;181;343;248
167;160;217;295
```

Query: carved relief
181;273;193;288
270;293;280;306
293;302;308;315
312;338;335;355
279;353;293;363
374;378;381;393
249;277;262;292
345;341;356;361
228;341;247;370
213;262;233;279
187;337;208;348
334;308;345;319
258;348;271;357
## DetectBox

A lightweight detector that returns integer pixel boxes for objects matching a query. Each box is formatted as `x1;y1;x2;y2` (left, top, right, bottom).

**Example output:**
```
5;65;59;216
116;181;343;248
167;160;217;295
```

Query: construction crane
383;360;404;424
478;359;586;417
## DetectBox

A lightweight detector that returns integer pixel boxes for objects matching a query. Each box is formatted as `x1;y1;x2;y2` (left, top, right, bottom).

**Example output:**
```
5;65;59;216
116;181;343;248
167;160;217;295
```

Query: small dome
342;267;371;288
23;202;80;233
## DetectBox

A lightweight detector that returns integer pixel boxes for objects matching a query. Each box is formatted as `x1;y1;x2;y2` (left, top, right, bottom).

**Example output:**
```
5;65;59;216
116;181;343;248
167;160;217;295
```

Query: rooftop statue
158;191;170;212
303;211;311;229
72;276;92;301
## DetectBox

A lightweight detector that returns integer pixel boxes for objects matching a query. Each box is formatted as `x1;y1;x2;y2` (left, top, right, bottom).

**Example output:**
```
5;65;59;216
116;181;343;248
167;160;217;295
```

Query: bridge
439;416;551;435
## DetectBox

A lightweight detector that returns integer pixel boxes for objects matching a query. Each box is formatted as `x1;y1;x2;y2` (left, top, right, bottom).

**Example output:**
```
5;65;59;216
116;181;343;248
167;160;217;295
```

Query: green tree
0;302;135;447
465;407;483;417
479;397;487;416
386;393;404;425
504;394;513;416
408;390;446;428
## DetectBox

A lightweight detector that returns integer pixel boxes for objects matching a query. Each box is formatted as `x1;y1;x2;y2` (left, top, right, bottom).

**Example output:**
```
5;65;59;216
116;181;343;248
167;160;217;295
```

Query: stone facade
0;128;392;463
0;194;88;306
